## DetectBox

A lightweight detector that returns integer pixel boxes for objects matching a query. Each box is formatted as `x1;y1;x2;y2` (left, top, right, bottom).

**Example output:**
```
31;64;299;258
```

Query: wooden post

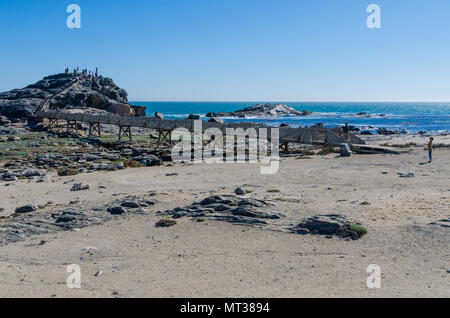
66;120;78;133
88;122;101;137
118;125;132;142
47;118;59;129
157;130;173;147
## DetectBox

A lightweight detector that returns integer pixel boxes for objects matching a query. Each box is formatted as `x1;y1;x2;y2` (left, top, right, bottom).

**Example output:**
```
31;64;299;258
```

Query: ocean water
131;102;450;134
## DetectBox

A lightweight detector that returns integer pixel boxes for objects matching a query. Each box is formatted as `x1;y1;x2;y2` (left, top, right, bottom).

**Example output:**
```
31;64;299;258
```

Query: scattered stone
155;219;177;228
71;183;90;191
95;270;103;277
0;197;158;246
37;175;51;183
15;205;37;214
121;201;139;208
107;206;126;215
234;187;245;195
398;172;414;178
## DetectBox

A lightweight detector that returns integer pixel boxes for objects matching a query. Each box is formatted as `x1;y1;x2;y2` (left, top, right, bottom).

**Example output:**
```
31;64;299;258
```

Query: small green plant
267;189;280;193
349;223;367;236
360;201;371;206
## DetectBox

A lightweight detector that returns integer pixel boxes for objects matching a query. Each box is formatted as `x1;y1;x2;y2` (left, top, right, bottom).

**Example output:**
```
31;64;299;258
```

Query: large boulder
130;105;147;117
106;103;135;117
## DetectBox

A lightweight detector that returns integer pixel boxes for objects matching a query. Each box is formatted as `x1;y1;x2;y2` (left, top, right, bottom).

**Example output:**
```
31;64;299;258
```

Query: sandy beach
0;134;448;298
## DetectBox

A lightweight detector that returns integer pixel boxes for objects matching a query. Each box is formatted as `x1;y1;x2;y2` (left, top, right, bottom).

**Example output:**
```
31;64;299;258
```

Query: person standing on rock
342;123;350;141
428;137;434;162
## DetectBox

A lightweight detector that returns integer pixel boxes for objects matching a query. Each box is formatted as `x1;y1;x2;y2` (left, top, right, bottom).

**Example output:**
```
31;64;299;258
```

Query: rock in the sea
187;114;200;120
206;103;312;118
377;128;407;135
155;112;164;119
208;118;225;124
15;205;37;214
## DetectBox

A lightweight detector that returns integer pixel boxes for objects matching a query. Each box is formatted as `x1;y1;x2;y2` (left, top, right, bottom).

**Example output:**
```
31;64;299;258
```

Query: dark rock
205;104;312;118
121;201;139;208
377;128;407;135
234;187;245;195
15;205;37;214
187;114;200;120
398;172;414;178
155;219;177;228
107;206;126;215
292;214;366;240
160;195;280;226
155;112;164;119
71;183;90;191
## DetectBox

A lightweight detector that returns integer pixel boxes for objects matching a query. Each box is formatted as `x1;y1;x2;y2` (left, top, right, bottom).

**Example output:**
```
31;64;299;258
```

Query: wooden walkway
34;110;370;150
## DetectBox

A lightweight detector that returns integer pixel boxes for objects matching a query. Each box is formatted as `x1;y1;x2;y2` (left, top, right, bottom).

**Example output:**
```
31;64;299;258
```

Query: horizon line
129;100;450;103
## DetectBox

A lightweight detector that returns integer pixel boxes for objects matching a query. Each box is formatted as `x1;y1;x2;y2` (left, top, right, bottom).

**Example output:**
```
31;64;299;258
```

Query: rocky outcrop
206;103;312;118
0;73;130;119
0;197;156;246
159;195;282;225
291;214;366;240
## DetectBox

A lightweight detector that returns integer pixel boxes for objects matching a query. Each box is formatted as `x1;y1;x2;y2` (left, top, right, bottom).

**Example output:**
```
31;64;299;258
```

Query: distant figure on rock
342;123;350;140
428;137;434;162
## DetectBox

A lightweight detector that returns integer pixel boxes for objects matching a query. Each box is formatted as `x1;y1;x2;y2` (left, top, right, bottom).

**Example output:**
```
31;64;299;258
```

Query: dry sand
0;136;449;297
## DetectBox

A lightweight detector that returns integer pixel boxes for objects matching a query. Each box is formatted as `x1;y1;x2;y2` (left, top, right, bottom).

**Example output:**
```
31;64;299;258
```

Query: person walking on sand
427;137;434;162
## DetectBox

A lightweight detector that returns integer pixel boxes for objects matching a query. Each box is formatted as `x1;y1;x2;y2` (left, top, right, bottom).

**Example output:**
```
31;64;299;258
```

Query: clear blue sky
1;0;449;101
